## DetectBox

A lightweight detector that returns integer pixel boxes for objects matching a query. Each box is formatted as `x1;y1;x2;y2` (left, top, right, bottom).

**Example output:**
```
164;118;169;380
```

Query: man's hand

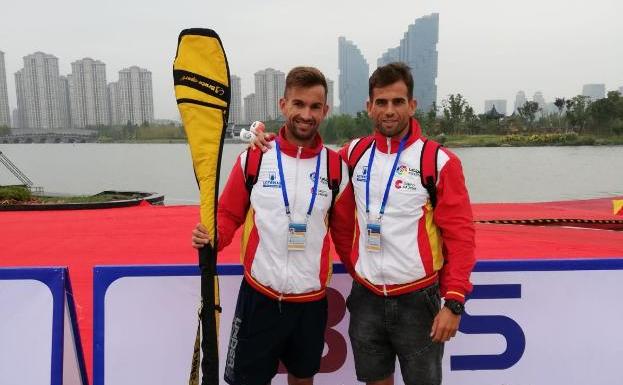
247;121;275;152
430;307;461;343
191;223;212;249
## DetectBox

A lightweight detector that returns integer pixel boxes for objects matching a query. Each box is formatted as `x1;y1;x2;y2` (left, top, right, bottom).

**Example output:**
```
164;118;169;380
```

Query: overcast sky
2;0;622;119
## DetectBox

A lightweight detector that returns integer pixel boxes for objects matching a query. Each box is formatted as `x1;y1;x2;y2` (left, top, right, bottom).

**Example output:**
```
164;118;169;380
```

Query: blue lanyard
275;140;322;219
365;133;410;220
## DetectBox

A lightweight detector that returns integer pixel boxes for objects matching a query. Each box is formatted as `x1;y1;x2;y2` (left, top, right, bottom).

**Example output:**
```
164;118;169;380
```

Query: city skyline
1;0;622;121
2;49;621;128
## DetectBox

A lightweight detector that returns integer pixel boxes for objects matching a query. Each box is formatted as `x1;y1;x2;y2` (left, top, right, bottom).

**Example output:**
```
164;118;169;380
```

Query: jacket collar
275;126;324;159
373;118;422;154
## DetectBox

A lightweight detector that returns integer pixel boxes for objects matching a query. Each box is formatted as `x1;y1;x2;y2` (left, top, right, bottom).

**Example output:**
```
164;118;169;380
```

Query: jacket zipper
380;137;392;296
279;146;303;308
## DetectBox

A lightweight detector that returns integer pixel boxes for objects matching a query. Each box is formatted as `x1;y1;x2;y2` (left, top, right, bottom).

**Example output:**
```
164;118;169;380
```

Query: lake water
1;143;621;204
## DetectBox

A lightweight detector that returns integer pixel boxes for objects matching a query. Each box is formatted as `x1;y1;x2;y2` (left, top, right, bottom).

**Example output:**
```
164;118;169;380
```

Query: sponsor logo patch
396;164;421;177
394;179;418;191
262;171;281;188
355;166;368;182
309;172;329;185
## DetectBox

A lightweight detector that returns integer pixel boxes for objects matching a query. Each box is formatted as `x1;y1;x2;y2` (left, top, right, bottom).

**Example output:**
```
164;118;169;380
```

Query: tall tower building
514;91;527;113
533;91;546;109
0;51;10;127
229;75;243;124
118;66;154;125
254;68;285;121
58;76;71;128
244;93;258;123
582;84;605;101
15;70;26;129
12;108;19;129
338;37;369;116
107;82;122;126
377;13;439;112
327;79;335;116
69;58;109;127
15;52;63;130
377;47;400;68
619;86;623;95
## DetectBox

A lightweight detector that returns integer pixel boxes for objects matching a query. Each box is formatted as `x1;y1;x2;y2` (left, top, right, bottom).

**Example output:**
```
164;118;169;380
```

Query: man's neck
283;128;315;148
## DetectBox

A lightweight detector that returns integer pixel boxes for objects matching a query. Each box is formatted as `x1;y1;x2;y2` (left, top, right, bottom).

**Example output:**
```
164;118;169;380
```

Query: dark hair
285;66;328;99
369;62;413;100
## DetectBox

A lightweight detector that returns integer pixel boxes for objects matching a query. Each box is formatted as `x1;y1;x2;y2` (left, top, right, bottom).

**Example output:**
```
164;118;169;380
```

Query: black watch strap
444;299;464;315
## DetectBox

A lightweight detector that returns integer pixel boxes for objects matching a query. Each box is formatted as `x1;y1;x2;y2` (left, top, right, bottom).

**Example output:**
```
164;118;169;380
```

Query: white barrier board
94;260;623;385
0;267;87;385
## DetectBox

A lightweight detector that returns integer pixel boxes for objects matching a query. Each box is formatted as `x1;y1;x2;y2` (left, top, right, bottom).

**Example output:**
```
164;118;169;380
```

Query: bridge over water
0;129;98;144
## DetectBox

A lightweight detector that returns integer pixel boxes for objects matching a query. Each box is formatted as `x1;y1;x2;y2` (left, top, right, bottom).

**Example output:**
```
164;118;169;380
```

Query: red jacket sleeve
433;150;476;303
329;162;356;274
216;155;250;252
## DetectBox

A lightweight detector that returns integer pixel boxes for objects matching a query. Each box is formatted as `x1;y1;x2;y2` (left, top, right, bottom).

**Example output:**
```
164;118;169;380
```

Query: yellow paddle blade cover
173;29;230;242
613;199;623;216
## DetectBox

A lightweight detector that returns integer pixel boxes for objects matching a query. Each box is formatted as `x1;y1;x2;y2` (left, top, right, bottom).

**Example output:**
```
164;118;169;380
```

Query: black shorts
224;279;328;385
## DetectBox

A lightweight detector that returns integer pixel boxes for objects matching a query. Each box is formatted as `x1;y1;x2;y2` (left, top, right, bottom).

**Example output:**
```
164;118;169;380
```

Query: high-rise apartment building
12;108;19;129
338;37;369;116
0;51;10;127
254;68;284;121
582;84;606;101
107;82;122;125
58;76;71;128
327;79;335;116
377;47;400;68
514;91;527;113
15;52;63;130
533;92;546;109
484;99;507;115
244;93;258;123
229;75;243;124
118;66;154;125
69;58;109;127
377;13;439;112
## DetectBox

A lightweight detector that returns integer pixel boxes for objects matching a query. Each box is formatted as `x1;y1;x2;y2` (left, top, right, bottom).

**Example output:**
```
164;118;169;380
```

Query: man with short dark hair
340;62;475;385
192;66;355;385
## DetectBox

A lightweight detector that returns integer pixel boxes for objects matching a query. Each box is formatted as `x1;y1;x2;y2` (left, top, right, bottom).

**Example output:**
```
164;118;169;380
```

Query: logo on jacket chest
396;164;420;177
262;170;281;188
355;166;368;182
309;172;329;185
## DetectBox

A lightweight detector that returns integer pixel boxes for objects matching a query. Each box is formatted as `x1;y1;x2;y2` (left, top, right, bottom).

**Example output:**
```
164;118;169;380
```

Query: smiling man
340;62;476;385
191;66;354;385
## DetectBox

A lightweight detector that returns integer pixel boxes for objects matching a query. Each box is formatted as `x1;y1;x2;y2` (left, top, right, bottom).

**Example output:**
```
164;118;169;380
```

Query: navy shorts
224;279;328;385
346;280;444;385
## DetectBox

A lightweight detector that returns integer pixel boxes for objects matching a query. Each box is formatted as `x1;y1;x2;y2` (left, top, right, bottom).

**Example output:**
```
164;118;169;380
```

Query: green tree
441;94;470;134
0;125;10;136
565;95;591;134
588;91;622;134
518;101;540;128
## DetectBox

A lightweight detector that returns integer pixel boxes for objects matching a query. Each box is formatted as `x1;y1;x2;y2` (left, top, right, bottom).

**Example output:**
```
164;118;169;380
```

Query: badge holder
366;221;382;253
288;222;307;251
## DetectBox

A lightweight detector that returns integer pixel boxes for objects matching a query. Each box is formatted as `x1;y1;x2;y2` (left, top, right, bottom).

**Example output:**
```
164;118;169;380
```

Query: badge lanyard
365;133;410;222
275;141;322;251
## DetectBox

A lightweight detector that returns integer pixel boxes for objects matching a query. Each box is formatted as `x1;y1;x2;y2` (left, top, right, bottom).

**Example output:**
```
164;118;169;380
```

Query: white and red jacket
216;128;354;302
339;118;476;303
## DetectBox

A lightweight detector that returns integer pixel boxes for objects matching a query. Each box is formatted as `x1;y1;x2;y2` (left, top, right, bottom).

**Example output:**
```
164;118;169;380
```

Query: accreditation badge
366;222;382;253
288;222;307;251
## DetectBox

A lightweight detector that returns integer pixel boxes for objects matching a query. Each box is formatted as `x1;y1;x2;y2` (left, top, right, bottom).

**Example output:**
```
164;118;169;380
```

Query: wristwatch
444;299;465;315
